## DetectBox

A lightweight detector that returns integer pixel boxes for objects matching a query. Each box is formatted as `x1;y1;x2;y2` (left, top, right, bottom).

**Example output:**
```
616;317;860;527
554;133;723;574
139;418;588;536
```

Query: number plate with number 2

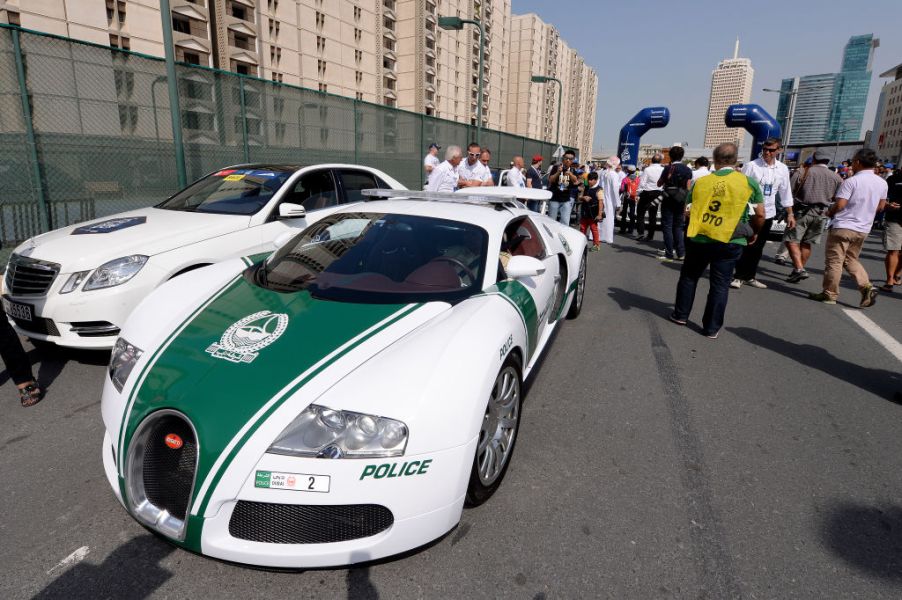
255;470;330;493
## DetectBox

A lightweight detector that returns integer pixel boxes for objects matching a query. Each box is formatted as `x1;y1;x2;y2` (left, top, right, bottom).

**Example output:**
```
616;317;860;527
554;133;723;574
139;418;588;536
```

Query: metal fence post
420;113;425;163
353;99;359;164
159;0;187;188
239;76;249;162
11;28;49;233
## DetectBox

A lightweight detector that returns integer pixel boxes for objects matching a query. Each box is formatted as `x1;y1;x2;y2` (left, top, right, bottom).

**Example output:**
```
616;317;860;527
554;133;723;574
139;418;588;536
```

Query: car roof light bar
361;189;524;208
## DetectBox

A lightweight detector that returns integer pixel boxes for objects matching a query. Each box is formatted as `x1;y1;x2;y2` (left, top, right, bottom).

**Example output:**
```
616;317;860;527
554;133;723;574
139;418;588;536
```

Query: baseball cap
532;154;543;163
626;165;637;172
813;149;832;162
429;143;441;150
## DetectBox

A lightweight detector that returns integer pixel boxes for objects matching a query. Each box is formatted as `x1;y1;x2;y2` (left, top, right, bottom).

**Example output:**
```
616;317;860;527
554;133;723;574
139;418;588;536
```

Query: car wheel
465;354;523;507
566;250;587;319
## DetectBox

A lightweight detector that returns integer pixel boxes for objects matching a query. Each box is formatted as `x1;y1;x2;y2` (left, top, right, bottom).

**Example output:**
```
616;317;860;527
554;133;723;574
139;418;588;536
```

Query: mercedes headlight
109;338;143;393
268;404;408;459
83;255;149;291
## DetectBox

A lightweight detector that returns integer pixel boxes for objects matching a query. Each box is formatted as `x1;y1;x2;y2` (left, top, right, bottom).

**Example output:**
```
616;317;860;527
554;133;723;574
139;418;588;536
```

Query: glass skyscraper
777;34;878;146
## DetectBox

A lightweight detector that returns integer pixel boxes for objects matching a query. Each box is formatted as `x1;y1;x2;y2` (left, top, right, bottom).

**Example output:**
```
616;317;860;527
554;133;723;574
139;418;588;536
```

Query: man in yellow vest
669;143;765;339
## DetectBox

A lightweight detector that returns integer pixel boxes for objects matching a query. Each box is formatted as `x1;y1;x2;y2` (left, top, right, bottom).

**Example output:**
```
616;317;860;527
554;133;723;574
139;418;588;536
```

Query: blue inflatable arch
724;104;782;161
617;107;670;167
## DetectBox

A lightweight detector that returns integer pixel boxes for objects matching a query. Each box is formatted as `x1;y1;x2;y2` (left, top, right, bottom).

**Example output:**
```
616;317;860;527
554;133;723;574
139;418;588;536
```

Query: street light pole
159;0;187;188
530;75;562;148
438;16;484;145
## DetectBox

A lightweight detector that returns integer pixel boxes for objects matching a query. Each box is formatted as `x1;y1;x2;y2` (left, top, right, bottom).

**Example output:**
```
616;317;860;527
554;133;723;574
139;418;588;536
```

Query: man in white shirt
426;145;463;193
423;143;441;189
730;138;795;289
506;155;526;188
636;153;665;240
457;142;493;187
691;156;711;181
810;148;888;307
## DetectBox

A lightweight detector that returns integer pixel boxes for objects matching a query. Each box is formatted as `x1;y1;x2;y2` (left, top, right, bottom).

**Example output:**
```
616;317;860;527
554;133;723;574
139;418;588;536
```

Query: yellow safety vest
687;171;753;243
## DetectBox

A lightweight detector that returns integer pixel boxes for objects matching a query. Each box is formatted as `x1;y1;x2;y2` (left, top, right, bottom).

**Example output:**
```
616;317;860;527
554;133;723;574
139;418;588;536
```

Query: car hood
118;275;449;506
12;207;251;271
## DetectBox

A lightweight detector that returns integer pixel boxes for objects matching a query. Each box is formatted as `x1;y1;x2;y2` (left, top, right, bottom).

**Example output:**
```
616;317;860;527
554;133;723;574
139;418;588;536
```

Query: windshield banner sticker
206;310;288;364
71;217;147;235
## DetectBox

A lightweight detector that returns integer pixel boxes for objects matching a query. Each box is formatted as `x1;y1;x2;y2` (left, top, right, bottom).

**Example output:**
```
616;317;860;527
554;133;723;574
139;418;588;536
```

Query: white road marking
842;309;902;365
46;546;89;575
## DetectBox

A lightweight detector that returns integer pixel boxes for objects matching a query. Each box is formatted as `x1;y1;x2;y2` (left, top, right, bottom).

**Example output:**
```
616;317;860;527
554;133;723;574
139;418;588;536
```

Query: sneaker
675;256;684;261
786;269;809;283
743;278;768;289
589;245;600;252
704;331;719;339
730;279;742;289
774;255;788;265
669;314;687;325
657;249;667;256
658;255;674;263
860;284;879;308
809;291;837;305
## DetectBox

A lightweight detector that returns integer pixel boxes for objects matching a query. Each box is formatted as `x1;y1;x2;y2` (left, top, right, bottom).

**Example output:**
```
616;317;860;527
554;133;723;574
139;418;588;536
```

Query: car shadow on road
727;327;902;402
821;502;902;583
34;535;174;599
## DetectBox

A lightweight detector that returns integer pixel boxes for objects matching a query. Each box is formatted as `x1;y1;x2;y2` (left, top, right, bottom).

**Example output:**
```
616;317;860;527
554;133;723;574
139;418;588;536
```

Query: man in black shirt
657;146;694;261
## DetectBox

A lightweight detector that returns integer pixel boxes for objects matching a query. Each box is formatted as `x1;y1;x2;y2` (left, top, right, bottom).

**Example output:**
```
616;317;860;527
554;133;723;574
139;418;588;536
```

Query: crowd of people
423;137;899;340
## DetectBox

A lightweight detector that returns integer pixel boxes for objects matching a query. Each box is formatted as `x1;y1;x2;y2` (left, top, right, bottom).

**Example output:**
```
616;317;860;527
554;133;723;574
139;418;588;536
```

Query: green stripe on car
482;279;539;359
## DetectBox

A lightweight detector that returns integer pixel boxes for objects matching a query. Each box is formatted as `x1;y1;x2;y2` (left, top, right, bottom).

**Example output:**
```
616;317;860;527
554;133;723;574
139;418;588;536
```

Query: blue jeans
673;240;743;336
526;200;543;213
548;200;573;226
661;198;686;258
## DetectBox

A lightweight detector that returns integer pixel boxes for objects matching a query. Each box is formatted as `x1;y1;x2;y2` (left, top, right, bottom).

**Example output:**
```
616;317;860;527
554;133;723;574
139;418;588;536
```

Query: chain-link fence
0;24;558;255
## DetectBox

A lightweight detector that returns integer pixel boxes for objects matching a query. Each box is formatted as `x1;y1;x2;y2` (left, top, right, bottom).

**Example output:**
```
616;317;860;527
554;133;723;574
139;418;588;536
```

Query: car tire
566;250;587;319
465;354;523;507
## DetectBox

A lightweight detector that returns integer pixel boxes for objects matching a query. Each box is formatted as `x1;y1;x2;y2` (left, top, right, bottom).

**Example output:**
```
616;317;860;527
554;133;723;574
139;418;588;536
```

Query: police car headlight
84;255;148;291
109;337;143;393
268;404;408;459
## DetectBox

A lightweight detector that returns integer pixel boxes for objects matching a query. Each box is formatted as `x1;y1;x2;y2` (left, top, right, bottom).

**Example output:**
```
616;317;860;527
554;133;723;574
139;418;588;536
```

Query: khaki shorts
784;209;828;245
884;221;902;251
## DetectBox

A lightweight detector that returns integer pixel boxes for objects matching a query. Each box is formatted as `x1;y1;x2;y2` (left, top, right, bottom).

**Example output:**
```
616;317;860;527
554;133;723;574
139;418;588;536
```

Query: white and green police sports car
101;188;587;568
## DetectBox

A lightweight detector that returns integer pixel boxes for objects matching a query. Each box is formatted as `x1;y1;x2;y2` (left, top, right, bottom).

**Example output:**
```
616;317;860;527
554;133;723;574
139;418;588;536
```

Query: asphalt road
1;229;901;599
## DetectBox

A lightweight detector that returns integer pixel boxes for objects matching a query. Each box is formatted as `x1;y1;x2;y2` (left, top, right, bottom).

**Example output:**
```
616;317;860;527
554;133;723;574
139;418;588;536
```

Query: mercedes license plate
2;297;33;322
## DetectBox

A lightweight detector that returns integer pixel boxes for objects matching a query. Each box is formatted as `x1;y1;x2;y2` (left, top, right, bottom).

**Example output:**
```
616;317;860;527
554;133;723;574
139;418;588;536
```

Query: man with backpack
657;146;694;261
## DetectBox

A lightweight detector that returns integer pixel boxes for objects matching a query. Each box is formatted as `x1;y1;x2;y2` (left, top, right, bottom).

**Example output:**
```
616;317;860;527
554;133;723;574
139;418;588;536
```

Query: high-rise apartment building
505;13;596;160
703;39;754;148
776;34;878;146
1;1;595;151
874;62;902;164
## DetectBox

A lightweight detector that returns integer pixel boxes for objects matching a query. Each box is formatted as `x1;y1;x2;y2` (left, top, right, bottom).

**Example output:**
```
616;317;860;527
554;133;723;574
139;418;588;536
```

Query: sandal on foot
19;382;44;407
880;283;894;292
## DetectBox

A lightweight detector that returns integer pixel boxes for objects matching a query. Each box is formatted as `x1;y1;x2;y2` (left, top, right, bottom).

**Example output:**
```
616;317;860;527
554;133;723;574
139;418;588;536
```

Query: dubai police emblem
206;310;288;364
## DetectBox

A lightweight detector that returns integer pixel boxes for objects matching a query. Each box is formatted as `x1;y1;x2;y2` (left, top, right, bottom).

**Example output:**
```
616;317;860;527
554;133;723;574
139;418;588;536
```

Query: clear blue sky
512;0;902;153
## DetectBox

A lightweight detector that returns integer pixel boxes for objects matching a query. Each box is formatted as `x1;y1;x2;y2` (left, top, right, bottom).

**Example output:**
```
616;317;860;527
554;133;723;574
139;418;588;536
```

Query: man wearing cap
547;150;579;225
423;143;441;189
783;149;843;283
525;155;545;212
619;165;640;234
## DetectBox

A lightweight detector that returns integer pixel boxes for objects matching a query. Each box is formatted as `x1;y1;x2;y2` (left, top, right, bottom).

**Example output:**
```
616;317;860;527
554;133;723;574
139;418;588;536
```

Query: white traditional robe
600;169;621;244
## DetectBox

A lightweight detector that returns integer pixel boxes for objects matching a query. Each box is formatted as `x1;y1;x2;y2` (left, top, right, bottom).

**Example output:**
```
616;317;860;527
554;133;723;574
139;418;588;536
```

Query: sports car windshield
253;212;489;303
157;167;295;215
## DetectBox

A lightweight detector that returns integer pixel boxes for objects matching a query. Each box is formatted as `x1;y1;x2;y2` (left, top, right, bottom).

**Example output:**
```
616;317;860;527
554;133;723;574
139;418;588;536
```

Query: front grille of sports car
11;316;60;337
228;501;394;544
125;411;198;540
5;254;60;296
142;415;197;520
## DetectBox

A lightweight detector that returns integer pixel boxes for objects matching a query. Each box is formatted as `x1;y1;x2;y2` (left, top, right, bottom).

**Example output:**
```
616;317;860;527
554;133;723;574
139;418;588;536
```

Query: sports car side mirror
505;255;545;279
278;203;306;219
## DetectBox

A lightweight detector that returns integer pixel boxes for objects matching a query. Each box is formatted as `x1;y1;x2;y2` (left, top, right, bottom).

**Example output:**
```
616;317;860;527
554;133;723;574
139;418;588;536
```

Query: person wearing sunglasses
730;138;795;289
458;142;493;188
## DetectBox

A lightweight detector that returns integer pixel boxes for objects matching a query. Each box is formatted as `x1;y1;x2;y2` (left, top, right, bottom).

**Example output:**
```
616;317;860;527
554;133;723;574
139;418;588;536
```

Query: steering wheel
429;256;477;285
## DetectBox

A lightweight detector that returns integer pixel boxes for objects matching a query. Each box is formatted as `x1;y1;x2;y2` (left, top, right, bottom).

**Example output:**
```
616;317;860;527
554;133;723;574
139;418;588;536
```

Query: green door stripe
116;275;242;476
481;279;539;359
190;302;423;516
